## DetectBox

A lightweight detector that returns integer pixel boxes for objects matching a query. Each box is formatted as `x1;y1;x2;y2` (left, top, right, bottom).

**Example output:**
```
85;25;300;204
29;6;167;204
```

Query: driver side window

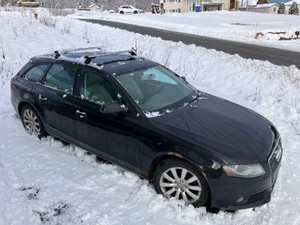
80;69;120;104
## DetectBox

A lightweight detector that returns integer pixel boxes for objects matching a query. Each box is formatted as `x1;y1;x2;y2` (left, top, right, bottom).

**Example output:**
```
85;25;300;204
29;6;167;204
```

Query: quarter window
24;64;48;82
45;64;77;94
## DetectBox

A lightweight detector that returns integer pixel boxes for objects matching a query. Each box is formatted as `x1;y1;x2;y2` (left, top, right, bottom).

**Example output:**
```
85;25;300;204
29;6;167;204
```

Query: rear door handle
39;94;47;101
76;110;87;118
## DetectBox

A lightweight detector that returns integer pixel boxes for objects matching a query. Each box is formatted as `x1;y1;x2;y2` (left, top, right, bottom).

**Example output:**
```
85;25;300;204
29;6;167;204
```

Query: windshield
116;65;196;112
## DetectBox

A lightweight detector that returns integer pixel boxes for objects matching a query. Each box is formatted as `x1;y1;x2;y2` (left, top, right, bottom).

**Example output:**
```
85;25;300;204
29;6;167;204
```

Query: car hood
149;94;275;164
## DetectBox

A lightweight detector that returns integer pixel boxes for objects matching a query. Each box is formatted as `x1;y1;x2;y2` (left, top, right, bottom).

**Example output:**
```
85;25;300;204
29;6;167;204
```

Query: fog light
236;197;245;204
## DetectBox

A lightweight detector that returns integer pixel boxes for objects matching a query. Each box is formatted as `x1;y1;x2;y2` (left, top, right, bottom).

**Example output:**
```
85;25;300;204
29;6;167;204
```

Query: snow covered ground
72;10;300;52
1;8;300;225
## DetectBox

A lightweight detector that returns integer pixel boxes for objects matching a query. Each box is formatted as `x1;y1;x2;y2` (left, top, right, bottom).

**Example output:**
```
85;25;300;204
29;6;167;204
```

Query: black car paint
150;93;275;164
10;53;282;210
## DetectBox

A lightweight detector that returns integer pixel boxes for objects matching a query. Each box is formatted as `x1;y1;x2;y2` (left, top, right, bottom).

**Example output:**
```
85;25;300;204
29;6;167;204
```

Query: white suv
118;5;142;14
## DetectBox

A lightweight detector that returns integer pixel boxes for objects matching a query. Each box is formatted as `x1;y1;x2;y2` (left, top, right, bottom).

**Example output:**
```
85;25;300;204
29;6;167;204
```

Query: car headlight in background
223;164;265;178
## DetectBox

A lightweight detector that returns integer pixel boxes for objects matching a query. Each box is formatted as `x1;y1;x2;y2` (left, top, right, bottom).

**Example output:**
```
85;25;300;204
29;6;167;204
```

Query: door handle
76;110;87;118
39;94;47;101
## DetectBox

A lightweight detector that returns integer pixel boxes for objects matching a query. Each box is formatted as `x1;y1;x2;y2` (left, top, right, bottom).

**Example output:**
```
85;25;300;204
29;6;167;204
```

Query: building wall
163;0;188;13
253;5;278;13
163;0;229;12
223;0;231;10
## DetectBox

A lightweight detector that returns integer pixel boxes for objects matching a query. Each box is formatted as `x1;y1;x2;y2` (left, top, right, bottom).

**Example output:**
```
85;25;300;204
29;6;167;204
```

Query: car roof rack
54;46;103;56
53;47;137;65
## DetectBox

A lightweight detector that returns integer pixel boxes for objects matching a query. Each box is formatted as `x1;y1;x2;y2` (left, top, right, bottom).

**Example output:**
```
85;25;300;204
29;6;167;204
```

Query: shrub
39;14;56;27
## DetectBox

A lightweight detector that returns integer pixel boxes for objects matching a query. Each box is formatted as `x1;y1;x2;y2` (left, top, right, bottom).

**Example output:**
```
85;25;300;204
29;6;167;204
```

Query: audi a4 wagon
10;48;282;210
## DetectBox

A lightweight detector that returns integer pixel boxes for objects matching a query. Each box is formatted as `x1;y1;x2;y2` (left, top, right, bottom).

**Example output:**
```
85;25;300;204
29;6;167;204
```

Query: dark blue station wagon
10;48;282;210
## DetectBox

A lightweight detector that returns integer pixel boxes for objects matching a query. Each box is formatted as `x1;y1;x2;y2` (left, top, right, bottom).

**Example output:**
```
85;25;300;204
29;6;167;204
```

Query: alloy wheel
159;167;202;204
22;108;41;135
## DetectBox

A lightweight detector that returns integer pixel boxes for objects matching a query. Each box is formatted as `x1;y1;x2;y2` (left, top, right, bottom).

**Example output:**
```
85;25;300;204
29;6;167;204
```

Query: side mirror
100;102;128;114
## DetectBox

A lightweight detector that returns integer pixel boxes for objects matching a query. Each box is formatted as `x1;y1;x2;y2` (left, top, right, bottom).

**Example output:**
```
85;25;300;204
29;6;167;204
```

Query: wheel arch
18;101;36;116
149;153;212;207
147;152;208;181
18;101;47;131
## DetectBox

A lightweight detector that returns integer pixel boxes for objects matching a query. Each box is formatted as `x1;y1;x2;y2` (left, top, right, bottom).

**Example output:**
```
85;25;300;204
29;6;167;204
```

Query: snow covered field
1;8;300;225
73;10;300;52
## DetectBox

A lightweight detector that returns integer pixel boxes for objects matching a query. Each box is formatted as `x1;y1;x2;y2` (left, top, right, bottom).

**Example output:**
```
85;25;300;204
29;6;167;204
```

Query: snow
1;7;300;225
72;10;300;52
254;3;279;8
285;0;300;5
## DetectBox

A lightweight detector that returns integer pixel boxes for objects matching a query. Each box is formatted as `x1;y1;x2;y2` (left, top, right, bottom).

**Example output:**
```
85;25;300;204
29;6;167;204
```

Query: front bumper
207;146;282;210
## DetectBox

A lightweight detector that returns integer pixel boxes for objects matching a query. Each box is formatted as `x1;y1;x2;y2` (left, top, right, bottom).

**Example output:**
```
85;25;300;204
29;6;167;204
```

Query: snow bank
0;8;300;225
72;10;300;52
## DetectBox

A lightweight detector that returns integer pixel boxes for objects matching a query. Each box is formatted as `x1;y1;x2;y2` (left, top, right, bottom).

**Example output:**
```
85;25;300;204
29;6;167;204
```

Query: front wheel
153;158;209;207
21;105;46;137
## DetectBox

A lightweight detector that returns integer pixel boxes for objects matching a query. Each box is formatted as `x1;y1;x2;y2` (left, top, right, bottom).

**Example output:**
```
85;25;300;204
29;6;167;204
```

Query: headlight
223;164;265;178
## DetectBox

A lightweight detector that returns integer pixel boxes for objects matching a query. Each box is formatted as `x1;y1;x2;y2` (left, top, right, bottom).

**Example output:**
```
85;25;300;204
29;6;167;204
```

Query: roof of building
88;3;101;8
285;0;300;5
254;3;279;8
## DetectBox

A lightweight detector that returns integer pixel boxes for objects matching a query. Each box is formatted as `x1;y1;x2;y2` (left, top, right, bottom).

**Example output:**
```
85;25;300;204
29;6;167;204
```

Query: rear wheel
153;158;209;207
21;105;46;138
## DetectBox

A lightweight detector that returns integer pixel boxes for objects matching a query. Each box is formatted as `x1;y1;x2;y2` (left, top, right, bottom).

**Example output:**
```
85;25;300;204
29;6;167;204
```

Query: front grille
248;191;266;203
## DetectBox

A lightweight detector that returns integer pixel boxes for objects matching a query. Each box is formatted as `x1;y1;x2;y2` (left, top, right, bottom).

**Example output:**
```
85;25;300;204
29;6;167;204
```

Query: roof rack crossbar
83;49;137;64
84;56;96;64
54;51;61;59
53;46;103;59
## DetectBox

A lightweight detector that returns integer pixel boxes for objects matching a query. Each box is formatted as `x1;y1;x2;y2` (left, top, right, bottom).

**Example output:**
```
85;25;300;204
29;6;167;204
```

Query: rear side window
24;64;48;82
44;64;77;94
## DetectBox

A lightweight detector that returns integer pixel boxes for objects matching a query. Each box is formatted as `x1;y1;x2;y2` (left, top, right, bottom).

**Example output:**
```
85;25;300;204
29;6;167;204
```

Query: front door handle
76;110;87;118
39;94;47;101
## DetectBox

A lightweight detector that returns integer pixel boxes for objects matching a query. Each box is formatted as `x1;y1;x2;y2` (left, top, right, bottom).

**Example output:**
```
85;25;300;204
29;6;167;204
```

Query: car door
73;67;139;170
18;63;50;108
35;62;78;143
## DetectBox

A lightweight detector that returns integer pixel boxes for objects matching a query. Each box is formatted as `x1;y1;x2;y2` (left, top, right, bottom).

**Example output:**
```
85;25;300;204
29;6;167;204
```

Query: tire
21;105;47;138
120;11;124;14
133;11;138;14
153;158;209;207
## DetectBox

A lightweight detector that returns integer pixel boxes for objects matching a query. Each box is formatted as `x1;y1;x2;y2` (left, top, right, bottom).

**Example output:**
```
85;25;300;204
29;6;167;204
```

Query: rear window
24;64;48;82
44;64;77;94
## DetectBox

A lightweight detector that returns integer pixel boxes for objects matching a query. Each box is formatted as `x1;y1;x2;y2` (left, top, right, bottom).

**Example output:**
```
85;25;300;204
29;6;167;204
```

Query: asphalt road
81;19;300;69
